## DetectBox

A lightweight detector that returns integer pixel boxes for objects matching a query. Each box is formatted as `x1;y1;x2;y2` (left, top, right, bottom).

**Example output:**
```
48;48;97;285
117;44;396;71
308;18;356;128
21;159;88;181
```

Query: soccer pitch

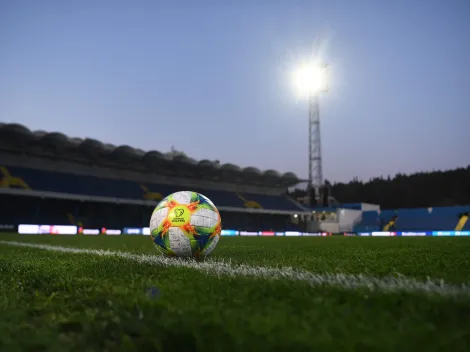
1;235;469;351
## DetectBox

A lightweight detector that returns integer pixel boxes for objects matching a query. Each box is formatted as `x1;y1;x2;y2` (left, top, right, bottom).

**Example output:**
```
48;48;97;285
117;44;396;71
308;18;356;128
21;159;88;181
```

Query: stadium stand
2;123;467;235
0;165;303;211
354;207;470;232
0;123;308;231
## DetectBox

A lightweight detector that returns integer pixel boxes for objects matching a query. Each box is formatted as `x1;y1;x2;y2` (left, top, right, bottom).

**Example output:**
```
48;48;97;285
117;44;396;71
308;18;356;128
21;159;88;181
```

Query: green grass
1;234;470;351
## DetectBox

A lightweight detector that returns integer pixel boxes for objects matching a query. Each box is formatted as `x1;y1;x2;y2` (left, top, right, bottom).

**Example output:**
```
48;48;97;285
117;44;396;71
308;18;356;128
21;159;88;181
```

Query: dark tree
290;166;470;209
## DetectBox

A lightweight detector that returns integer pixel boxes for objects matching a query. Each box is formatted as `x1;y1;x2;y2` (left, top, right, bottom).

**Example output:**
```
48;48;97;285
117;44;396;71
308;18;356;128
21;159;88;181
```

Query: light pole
293;63;329;207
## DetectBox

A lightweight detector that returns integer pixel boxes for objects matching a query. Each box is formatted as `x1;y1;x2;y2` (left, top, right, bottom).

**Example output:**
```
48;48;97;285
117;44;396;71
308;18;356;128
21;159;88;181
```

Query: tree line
288;166;470;209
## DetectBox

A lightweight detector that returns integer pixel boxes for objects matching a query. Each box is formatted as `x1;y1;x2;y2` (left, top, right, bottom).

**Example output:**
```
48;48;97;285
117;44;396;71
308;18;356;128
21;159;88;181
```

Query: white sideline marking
1;240;469;299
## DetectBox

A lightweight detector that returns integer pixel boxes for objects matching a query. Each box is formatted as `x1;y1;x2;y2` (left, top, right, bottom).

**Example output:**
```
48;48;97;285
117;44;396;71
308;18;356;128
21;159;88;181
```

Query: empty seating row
354;207;470;232
1;165;304;211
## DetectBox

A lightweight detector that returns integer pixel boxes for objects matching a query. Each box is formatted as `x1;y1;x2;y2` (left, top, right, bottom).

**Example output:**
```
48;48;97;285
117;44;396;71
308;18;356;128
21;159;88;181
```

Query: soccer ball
149;191;222;258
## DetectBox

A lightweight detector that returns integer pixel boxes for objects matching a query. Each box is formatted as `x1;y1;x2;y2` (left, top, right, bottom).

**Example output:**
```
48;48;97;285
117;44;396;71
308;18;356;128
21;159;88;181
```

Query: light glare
293;63;328;97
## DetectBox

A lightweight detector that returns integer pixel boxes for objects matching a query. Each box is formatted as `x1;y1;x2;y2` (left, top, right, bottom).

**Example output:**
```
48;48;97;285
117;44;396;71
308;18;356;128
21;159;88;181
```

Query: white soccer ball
149;191;222;258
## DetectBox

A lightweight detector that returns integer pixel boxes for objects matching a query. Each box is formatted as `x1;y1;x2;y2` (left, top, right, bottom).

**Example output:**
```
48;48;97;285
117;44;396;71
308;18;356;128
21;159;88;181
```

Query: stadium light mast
292;62;329;207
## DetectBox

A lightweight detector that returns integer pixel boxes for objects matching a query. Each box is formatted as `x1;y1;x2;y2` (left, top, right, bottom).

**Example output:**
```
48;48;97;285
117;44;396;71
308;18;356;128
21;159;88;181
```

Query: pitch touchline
1;240;469;298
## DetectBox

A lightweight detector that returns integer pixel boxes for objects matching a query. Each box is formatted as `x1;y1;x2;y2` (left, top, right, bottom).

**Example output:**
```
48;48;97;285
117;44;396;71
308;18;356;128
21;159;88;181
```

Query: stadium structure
1;122;469;237
0;123;311;234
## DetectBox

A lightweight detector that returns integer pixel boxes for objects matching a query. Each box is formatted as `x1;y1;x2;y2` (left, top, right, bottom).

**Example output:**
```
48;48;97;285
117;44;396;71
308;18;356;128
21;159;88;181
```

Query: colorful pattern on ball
149;191;221;258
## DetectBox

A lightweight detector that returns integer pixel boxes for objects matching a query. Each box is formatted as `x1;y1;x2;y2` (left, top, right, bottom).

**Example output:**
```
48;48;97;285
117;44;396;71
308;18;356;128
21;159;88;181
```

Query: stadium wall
4;224;468;237
338;209;362;232
305;208;361;233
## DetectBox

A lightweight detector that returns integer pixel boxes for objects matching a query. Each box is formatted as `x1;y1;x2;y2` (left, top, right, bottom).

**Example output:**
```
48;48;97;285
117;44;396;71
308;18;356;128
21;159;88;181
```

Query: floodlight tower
308;92;322;206
293;63;329;207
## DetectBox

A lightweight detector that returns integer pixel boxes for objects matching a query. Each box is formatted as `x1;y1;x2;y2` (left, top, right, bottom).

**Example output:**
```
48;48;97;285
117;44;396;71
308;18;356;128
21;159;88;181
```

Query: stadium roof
0;123;301;187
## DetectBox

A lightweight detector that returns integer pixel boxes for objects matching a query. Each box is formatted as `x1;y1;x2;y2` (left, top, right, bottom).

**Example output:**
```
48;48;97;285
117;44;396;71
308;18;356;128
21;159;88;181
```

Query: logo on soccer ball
169;206;190;225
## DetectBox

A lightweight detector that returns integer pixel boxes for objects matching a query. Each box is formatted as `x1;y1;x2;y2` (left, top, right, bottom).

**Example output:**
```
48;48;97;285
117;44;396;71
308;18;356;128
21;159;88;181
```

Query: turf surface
0;234;469;351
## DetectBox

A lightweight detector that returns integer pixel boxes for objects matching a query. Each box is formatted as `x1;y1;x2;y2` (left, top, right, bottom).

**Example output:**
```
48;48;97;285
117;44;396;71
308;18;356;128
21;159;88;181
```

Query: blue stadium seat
353;210;380;232
2;165;304;212
242;193;302;211
354;206;470;232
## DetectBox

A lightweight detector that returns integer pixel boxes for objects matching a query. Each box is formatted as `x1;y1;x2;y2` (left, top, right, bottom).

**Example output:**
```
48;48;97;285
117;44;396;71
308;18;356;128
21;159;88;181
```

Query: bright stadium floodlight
292;61;329;208
292;62;329;98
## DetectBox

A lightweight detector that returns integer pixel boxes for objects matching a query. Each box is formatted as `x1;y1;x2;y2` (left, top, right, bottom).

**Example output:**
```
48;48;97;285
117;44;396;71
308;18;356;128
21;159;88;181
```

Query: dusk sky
1;0;469;183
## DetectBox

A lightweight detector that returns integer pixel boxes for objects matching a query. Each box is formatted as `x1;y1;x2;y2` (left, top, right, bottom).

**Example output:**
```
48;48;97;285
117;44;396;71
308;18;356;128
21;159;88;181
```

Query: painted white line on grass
1;240;469;299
